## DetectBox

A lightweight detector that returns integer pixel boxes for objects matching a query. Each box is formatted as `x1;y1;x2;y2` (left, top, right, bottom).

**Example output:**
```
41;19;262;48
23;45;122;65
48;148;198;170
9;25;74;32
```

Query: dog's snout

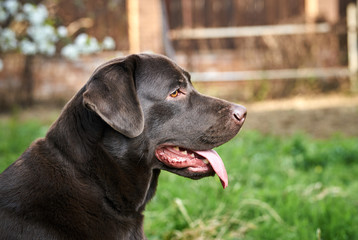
232;105;247;125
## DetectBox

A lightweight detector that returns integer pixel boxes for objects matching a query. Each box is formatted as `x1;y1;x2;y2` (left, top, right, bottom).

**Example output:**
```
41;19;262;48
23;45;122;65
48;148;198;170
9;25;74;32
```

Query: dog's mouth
155;146;228;188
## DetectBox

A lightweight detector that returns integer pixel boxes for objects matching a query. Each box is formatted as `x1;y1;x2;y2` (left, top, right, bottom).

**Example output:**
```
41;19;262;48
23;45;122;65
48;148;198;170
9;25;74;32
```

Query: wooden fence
169;4;358;92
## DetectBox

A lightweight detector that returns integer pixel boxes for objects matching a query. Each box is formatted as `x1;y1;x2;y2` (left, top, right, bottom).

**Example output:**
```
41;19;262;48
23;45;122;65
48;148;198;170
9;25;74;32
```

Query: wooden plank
170;23;331;39
190;67;350;82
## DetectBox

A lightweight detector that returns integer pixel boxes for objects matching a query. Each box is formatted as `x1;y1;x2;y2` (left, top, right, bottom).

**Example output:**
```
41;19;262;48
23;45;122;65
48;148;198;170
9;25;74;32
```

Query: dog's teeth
190;153;195;157
173;146;179;151
182;150;187;155
203;159;209;164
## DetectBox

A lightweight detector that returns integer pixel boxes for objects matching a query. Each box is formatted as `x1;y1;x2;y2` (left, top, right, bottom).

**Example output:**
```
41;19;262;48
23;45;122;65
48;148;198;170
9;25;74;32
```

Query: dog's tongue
195;149;228;189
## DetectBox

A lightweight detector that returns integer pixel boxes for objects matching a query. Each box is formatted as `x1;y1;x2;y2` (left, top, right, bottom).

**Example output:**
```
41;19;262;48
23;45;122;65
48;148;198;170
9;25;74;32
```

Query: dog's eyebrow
178;78;188;88
167;78;186;91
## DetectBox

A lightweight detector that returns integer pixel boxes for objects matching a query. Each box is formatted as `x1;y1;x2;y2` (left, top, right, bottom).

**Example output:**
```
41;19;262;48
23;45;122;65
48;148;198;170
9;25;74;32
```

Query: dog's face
83;54;246;188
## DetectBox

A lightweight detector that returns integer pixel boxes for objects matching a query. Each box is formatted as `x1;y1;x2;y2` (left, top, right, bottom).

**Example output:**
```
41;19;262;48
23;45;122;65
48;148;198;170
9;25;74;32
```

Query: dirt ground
1;94;358;139
244;94;358;138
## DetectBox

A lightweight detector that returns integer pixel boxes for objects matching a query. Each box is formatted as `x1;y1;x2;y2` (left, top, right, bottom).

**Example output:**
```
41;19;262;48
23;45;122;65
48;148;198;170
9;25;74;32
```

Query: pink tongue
195;149;228;189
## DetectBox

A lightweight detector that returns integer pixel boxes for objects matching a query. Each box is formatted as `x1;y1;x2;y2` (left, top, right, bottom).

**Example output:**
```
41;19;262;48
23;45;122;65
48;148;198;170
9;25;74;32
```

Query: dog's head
83;53;246;188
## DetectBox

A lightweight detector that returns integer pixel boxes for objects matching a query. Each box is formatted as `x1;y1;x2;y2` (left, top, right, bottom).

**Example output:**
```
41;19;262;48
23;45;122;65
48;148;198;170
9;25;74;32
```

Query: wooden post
305;0;339;23
127;0;140;53
347;3;358;92
305;0;319;23
127;0;164;54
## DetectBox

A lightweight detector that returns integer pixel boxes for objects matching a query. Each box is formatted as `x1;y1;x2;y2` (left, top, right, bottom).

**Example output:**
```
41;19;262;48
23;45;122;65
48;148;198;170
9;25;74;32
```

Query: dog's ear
83;55;144;138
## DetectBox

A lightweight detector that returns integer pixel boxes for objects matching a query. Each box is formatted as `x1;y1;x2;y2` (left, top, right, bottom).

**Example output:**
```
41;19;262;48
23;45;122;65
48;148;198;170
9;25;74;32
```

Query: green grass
0;117;48;172
1;118;358;239
145;131;358;240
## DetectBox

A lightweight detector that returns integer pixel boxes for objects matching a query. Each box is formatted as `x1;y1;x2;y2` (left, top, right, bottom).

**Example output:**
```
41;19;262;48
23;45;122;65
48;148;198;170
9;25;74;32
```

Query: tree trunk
19;55;34;107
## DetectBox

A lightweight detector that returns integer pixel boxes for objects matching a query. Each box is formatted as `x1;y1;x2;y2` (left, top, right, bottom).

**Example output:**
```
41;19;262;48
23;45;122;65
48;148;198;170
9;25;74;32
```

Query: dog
0;53;246;239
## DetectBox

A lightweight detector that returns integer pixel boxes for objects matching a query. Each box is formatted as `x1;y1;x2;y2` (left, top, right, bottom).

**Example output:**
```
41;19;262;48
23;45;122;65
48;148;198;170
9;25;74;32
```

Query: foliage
0;118;358;239
0;0;116;70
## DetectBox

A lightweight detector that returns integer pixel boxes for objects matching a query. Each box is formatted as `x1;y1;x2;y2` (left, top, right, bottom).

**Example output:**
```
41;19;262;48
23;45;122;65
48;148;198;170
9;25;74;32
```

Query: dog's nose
232;104;247;125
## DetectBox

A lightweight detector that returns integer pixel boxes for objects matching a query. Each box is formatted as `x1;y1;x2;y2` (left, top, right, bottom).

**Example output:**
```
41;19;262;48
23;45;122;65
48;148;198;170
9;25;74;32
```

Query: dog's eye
169;90;180;98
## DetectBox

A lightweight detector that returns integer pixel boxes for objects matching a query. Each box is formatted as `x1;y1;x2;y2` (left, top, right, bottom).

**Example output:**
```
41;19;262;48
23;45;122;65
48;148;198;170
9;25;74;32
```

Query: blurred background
1;1;358;239
0;0;358;136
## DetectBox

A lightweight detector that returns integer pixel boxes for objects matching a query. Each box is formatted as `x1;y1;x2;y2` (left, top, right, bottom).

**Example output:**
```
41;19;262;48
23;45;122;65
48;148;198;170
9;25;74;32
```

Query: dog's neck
100;129;161;212
46;89;104;161
45;90;159;216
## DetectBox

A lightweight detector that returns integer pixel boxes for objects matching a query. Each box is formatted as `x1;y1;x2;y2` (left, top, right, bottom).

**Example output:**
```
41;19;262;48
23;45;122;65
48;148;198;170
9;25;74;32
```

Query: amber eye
170;90;179;98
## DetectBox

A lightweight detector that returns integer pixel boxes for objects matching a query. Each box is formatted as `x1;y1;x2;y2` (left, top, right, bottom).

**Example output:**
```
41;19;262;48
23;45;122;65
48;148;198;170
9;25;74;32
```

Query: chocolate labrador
0;53;246;239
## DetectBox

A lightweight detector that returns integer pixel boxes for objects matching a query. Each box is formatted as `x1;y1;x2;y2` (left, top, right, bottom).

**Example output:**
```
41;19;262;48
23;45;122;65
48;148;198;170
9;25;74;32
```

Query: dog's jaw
155;145;228;188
